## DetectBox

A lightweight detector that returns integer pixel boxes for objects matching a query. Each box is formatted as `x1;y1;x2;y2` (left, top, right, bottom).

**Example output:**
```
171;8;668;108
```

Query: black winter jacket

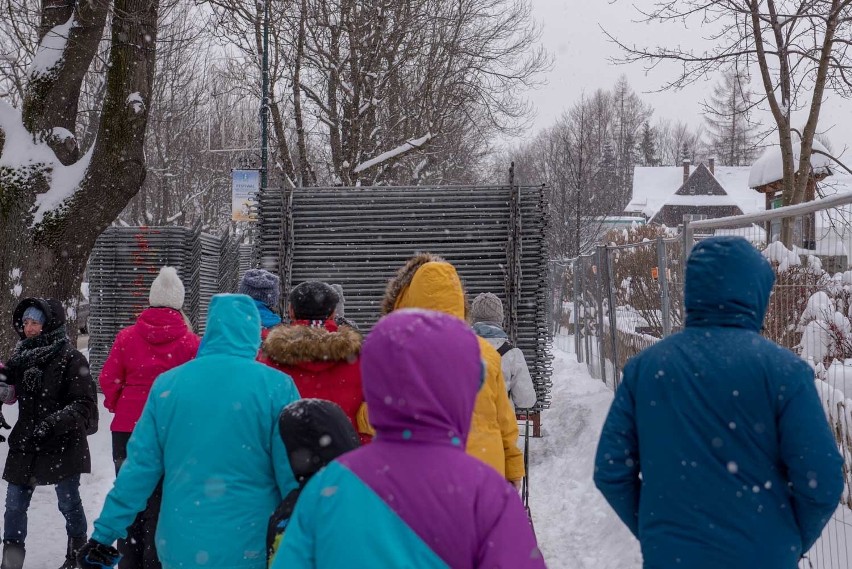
3;298;98;486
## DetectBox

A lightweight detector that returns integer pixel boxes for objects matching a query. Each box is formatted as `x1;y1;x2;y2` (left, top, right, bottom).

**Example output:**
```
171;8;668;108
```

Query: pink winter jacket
99;307;200;432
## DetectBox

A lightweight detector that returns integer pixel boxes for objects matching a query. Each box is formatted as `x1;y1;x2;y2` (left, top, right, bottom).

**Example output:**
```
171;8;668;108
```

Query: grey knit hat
238;269;281;308
470;292;504;325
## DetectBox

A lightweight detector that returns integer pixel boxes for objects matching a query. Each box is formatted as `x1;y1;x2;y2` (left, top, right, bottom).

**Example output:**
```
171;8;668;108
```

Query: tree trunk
0;0;159;353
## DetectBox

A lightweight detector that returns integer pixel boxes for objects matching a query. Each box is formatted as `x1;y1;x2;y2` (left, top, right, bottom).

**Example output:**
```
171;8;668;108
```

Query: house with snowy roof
625;159;764;227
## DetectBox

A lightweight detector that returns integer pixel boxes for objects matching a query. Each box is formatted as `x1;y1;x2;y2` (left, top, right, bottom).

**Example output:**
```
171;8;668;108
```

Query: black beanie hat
278;399;360;484
289;281;340;320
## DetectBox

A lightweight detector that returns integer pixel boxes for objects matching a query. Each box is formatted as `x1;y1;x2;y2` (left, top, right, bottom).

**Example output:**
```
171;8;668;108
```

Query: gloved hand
32;420;51;441
77;539;121;569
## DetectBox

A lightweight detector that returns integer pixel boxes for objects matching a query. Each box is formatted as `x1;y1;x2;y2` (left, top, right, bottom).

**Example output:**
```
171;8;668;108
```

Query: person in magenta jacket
99;267;199;569
272;309;544;568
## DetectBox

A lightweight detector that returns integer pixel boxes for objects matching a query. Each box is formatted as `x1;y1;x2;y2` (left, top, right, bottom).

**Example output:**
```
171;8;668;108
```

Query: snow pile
762;241;801;271
0;101;92;226
29;15;74;79
749;137;835;188
530;348;641;568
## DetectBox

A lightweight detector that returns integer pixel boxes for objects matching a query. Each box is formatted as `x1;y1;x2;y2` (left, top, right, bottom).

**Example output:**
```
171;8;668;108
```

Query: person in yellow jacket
380;253;525;486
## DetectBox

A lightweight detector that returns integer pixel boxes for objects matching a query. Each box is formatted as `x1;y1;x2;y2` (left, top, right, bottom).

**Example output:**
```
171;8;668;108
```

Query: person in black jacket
267;399;360;566
1;298;98;569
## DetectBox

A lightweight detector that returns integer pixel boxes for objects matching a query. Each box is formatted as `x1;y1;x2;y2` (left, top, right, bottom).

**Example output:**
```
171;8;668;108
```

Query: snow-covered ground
0;344;638;567
529;347;642;568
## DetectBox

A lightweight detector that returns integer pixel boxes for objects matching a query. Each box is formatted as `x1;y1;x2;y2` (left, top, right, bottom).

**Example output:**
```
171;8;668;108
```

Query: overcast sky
524;1;852;160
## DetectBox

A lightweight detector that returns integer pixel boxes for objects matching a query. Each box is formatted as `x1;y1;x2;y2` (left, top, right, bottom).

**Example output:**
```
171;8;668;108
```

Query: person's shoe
0;540;25;569
58;536;86;569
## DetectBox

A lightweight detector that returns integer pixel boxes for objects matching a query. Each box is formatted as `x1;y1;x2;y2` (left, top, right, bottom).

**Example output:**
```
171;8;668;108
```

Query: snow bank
749;137;835;188
530;348;641;568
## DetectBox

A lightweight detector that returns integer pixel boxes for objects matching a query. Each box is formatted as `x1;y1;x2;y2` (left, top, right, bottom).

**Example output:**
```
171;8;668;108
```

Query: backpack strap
496;341;514;357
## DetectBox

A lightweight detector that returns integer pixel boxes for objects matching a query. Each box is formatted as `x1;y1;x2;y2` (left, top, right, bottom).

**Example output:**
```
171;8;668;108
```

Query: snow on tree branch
353;133;432;174
29;14;74;80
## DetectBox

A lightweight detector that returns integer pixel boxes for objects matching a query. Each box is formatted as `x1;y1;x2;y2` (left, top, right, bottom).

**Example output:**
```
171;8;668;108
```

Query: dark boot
1;540;25;569
58;536;85;569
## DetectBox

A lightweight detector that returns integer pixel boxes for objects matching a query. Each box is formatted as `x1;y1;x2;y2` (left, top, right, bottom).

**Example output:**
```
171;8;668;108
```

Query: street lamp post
260;0;270;196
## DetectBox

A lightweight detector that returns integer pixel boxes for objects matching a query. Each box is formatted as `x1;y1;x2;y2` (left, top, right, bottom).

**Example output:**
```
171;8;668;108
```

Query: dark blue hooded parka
594;236;844;569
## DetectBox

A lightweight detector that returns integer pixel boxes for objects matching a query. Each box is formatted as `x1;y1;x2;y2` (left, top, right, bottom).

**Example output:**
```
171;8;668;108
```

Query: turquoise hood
198;294;262;358
684;236;775;331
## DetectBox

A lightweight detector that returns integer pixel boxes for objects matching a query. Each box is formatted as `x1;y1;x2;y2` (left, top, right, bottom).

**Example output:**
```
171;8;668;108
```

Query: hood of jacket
472;322;507;339
262;320;361;366
254;299;282;329
362;309;482;446
197;294;261;359
279;398;360;485
685;236;775;331
381;253;467;319
13;297;65;338
136;307;191;345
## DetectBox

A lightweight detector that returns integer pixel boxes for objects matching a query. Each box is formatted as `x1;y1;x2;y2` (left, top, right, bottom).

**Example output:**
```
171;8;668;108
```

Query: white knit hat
149;266;185;310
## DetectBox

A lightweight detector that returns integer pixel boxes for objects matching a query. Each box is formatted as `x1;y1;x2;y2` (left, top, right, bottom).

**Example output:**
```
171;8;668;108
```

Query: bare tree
208;0;548;187
605;0;852;223
0;0;160;349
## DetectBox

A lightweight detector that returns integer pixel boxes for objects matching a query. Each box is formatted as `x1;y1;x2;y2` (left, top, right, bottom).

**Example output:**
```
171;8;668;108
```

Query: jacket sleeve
99;331;127;411
91;387;165;545
44;351;97;437
509;349;537;409
494;367;524;481
272;375;301;500
272;472;320;568
778;369;844;552
593;363;641;537
476;486;545;568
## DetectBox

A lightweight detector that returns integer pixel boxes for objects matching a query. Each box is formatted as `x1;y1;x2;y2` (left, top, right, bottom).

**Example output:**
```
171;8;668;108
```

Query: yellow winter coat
381;254;525;481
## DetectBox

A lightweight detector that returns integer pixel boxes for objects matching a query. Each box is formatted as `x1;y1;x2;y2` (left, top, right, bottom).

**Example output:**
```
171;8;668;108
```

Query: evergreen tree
638;122;657;166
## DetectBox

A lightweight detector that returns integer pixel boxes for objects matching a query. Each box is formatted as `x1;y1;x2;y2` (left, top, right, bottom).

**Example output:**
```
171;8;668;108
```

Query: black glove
32;420;51;441
77;539;121;569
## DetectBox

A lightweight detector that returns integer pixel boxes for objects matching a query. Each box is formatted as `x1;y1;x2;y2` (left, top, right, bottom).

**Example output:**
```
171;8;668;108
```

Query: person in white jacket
470;293;537;409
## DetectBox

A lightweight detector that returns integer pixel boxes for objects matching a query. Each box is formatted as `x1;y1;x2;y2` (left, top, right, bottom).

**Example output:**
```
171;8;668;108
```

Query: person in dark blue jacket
594;236;844;569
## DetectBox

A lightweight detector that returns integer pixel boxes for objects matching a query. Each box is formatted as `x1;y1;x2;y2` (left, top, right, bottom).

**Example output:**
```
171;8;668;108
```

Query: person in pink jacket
99;267;200;569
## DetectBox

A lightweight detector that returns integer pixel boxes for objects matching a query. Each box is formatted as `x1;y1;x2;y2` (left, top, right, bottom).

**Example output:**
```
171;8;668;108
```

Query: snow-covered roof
748;138;834;188
627;165;763;219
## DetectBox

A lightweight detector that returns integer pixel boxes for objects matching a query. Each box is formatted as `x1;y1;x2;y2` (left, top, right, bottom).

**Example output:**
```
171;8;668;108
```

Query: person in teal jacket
77;294;301;569
594;236;844;569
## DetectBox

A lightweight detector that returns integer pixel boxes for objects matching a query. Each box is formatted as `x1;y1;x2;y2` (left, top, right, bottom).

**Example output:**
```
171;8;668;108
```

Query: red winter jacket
260;320;371;444
99;307;200;432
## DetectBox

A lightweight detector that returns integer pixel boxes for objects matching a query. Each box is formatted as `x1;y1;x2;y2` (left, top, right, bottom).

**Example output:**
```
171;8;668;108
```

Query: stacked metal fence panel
257;185;553;410
88;226;238;379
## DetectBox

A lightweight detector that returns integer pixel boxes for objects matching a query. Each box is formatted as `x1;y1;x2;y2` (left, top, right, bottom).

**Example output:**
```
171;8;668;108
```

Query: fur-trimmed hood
380;253;469;318
262;323;362;366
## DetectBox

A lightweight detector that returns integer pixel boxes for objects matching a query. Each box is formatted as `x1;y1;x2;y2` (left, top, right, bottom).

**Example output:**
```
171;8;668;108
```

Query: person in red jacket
261;281;371;443
99;266;200;569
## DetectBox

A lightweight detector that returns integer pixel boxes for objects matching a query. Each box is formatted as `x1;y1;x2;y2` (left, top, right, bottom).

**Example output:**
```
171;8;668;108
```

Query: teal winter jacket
92;294;300;569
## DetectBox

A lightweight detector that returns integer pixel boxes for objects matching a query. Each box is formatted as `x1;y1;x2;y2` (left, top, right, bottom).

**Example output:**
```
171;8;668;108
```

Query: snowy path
530;348;642;568
0;347;640;567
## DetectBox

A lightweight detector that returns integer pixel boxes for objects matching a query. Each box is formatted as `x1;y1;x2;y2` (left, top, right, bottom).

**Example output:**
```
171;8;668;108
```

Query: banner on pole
232;169;260;222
